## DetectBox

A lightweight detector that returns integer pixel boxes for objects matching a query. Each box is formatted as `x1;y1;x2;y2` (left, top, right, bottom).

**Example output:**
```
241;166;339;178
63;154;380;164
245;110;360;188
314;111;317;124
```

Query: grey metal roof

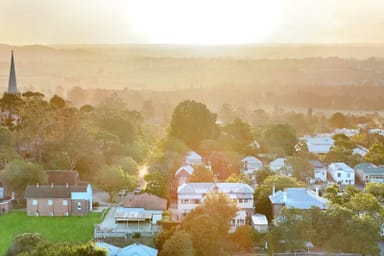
269;187;328;209
25;185;87;198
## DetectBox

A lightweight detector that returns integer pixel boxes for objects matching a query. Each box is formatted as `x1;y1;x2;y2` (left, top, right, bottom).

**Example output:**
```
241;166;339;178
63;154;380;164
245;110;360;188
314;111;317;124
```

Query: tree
18;240;106;256
222;118;254;154
49;95;66;108
365;182;384;202
169;100;218;148
1;159;45;204
346;192;384;221
261;124;297;156
160;230;195;256
285;156;312;182
144;171;167;198
189;165;214;182
182;192;238;256
268;208;313;252
95;165;136;201
254;167;275;185
112;156;139;176
6;233;44;256
324;134;358;165
309;205;380;255
324;184;360;206
209;150;241;181
365;141;384;165
229;225;256;251
329;112;349;128
0;126;18;169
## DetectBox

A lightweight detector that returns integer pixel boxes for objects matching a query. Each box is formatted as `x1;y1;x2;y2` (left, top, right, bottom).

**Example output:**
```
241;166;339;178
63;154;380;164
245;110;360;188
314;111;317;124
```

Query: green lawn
0;211;102;255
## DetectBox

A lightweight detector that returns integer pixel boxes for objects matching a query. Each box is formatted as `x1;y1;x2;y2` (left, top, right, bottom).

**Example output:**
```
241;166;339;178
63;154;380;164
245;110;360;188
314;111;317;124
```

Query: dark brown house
123;193;167;210
25;184;92;216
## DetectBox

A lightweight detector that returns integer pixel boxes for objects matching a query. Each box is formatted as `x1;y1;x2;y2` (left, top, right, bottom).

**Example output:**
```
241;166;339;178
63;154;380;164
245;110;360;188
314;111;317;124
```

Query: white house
241;156;263;175
175;165;195;186
334;128;360;137
309;160;327;182
177;182;254;232
185;151;202;166
251;214;268;233
328;162;355;185
300;135;334;154
353;145;369;157
369;128;384;136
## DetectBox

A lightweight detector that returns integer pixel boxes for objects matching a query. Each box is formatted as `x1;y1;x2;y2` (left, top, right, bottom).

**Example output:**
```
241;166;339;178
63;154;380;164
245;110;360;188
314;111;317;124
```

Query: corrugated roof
123;193;167;210
25;185;87;198
47;170;79;186
178;182;253;194
175;165;194;177
119;243;158;256
269;188;328;210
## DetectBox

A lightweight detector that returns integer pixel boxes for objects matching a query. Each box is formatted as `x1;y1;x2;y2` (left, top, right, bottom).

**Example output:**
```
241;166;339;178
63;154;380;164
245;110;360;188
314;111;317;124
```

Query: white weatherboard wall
328;163;355;185
71;184;93;210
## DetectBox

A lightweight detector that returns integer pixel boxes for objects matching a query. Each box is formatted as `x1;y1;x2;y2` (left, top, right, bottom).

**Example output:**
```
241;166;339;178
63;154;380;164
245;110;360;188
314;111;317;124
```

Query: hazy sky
1;0;384;45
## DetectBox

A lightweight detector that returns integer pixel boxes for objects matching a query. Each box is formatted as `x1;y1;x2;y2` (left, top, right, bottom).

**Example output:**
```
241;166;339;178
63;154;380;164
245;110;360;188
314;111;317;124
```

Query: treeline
0;92;155;204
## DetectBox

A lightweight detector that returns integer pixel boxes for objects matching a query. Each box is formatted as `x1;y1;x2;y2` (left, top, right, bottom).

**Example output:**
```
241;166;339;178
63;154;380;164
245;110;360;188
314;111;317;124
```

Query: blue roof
269;187;328;210
96;242;158;256
120;243;158;256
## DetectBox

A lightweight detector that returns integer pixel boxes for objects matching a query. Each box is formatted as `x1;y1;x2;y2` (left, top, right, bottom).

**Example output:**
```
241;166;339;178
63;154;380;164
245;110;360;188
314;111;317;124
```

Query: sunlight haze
1;0;384;45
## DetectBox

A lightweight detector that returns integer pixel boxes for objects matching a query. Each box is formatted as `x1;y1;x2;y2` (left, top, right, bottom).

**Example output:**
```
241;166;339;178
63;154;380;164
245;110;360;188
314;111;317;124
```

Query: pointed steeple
8;50;17;94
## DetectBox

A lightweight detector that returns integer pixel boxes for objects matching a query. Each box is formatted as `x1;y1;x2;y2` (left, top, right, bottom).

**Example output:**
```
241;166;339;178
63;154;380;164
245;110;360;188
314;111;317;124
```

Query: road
137;164;148;190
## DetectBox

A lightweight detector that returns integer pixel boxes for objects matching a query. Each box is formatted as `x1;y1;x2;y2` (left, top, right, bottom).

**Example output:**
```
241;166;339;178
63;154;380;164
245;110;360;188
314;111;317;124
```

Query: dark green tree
144;171;167;198
1;159;45;204
6;233;44;256
169;100;218;148
261;124;297;156
365;141;384;165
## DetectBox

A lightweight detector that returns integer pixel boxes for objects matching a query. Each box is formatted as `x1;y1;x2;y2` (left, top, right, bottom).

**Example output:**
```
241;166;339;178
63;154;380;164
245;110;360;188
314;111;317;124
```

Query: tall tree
182;192;238;256
160;230;195;256
144;171;167;198
1;159;45;204
285;156;313;182
261;124;297;156
95;165;136;201
365;141;384;165
169;100;218;148
329;112;349;128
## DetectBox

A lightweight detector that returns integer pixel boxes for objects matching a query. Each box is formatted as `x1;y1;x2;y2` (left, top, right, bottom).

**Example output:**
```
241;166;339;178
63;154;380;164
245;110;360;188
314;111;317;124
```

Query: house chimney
315;186;319;197
66;183;69;188
272;185;275;196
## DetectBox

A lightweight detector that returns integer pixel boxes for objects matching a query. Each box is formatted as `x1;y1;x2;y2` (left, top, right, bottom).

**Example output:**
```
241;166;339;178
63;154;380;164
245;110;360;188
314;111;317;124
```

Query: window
337;173;341;178
347;173;351;178
47;200;53;206
32;200;37;206
62;200;68;206
77;202;81;210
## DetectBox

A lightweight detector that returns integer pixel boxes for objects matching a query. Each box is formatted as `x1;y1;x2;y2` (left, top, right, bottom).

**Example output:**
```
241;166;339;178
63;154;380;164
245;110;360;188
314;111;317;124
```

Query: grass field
0;210;102;255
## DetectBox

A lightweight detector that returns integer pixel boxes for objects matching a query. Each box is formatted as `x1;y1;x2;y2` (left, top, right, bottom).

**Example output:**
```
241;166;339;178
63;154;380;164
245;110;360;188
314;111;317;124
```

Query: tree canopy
169;100;218;148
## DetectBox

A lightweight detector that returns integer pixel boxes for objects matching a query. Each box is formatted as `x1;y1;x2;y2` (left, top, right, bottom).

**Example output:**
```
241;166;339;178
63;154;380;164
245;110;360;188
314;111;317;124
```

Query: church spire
8;50;18;94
